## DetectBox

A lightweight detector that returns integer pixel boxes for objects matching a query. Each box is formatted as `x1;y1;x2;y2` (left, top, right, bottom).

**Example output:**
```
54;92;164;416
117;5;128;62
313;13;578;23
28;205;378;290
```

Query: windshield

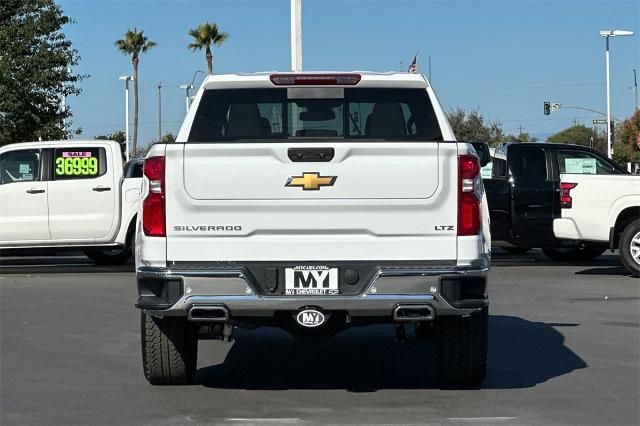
188;88;443;142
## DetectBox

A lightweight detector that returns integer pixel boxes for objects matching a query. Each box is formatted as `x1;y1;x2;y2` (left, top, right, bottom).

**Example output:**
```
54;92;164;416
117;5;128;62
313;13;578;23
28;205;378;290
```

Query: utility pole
157;81;162;142
572;118;579;126
518;124;525;135
428;54;432;82
400;60;403;72
290;0;302;72
633;69;638;111
61;81;66;135
60;66;70;136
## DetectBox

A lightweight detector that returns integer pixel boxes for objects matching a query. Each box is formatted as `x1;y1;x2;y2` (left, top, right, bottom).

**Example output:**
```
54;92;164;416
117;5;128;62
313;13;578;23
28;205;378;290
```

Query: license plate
285;266;339;295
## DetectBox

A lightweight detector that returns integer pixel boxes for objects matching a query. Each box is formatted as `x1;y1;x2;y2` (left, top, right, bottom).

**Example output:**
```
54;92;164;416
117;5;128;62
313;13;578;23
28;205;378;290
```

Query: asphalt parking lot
1;250;638;426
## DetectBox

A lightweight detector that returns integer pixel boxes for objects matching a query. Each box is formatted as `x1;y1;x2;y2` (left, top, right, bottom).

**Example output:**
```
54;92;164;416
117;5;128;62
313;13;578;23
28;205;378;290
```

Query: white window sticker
481;163;493;179
19;164;30;174
565;158;596;174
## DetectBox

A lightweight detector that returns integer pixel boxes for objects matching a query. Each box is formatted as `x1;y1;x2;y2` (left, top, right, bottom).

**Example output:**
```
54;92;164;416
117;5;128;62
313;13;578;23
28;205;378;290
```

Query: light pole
180;70;205;114
118;75;133;161
291;0;302;71
179;84;193;114
600;29;634;159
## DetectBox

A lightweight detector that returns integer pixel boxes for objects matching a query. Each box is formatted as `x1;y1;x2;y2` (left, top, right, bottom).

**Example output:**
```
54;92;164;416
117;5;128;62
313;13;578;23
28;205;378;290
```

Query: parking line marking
447;417;516;422
0;263;91;268
226;418;302;423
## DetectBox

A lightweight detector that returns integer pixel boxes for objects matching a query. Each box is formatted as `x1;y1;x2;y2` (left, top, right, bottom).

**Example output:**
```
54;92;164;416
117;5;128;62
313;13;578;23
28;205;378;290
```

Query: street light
179;84;193;114
600;29;634;159
118;75;133;161
179;70;205;115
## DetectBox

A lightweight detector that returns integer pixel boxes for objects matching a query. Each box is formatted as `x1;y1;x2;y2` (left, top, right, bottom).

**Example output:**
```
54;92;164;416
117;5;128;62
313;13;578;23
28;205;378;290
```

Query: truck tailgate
165;142;459;262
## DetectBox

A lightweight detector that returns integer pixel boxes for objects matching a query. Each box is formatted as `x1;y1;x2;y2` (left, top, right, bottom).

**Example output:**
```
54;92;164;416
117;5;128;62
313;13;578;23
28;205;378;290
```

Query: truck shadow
492;250;622;268
574;266;631;276
0;255;134;274
196;315;586;391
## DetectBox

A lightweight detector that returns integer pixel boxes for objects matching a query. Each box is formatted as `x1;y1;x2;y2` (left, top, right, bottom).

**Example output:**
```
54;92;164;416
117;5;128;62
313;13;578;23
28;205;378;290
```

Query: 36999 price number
55;156;98;176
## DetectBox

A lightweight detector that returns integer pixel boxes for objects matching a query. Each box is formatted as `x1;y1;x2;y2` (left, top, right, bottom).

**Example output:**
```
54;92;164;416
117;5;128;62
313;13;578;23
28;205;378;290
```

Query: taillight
269;73;361;86
142;156;165;237
458;155;481;236
560;182;577;209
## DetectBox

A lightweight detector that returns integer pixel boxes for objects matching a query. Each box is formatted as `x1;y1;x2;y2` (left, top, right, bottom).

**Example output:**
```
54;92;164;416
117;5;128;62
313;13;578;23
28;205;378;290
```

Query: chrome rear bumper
136;262;489;319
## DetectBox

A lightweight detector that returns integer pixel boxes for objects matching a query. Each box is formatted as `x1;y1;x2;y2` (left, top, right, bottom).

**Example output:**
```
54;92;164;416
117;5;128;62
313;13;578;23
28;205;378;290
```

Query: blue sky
60;0;639;146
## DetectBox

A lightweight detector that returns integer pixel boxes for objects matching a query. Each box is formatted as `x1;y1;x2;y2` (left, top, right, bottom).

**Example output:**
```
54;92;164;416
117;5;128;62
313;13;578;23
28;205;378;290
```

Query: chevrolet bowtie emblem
285;172;337;190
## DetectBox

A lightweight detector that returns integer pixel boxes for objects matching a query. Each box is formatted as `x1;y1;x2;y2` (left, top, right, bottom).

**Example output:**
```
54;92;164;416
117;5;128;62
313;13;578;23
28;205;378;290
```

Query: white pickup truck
135;72;491;387
0;140;141;264
553;153;639;276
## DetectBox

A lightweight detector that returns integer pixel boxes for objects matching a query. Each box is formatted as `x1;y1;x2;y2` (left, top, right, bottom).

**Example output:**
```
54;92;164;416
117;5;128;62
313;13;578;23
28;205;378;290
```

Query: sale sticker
62;151;92;158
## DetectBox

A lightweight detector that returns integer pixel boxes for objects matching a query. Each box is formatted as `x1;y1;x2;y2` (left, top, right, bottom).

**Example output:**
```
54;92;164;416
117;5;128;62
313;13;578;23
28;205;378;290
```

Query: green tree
188;22;229;75
115;29;156;156
546;124;607;154
501;132;538;143
0;0;84;146
134;133;175;159
95;130;126;160
160;132;176;143
447;107;504;146
612;109;640;165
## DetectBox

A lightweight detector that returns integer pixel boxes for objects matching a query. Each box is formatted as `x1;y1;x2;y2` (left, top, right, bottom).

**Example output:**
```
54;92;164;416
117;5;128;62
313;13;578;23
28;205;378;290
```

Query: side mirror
469;142;490;167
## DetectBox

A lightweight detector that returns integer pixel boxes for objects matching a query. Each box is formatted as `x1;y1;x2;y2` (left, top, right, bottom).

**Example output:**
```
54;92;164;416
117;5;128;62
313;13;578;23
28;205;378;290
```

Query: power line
497;116;593;123
438;80;627;93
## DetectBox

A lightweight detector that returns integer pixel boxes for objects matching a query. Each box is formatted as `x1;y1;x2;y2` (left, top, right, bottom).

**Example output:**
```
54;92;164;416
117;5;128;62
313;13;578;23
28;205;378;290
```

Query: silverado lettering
174;225;242;232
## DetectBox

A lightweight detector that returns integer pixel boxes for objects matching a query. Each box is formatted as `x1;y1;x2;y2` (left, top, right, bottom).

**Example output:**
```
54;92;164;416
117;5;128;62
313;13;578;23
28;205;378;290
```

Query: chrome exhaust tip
187;305;230;322
392;304;434;322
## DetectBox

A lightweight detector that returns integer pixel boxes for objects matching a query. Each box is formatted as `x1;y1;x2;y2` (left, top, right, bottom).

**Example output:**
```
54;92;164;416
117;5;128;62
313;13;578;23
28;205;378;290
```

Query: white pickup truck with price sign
0;140;141;264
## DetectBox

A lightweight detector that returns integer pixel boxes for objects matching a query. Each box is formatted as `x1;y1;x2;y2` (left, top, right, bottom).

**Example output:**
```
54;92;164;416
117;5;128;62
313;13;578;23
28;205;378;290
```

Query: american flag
408;53;418;74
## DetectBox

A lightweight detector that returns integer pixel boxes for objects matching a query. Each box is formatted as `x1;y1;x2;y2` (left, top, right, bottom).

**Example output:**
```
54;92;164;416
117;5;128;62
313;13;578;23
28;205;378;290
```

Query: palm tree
115;29;156;156
188;22;229;75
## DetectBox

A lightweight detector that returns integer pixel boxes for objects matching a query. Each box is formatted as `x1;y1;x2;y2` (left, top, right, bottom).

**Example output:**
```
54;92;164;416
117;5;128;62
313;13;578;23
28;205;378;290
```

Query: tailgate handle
288;147;334;162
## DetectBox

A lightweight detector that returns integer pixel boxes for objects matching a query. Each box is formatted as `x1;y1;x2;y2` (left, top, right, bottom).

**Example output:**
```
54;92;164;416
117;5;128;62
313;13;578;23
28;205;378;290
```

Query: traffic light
544;102;551;116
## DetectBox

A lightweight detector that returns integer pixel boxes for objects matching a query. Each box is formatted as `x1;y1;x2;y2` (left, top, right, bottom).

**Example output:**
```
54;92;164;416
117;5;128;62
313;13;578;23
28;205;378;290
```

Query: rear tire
619;220;640;277
141;313;198;385
542;244;606;262
85;248;132;265
435;308;488;388
502;247;531;255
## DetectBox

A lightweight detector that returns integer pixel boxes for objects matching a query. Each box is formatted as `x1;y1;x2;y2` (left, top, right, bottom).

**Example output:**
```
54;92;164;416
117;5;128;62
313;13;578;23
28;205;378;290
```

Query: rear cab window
557;149;626;175
188;88;443;142
510;146;549;183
